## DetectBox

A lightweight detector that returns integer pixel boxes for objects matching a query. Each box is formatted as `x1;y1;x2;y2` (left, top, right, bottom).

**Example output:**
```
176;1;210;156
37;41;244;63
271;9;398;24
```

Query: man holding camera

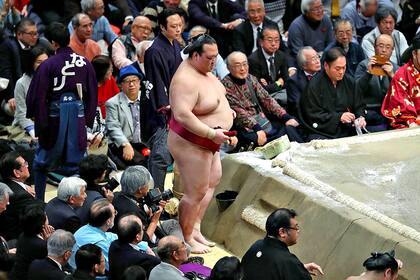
112;165;184;247
355;34;397;132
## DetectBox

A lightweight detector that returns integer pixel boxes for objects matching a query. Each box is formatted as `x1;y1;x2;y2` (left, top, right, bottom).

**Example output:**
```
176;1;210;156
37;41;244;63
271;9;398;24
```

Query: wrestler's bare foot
187;239;211;254
193;228;216;247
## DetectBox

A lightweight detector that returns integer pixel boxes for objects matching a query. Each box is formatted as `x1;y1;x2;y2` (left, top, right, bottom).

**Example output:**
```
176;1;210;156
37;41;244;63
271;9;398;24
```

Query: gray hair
81;0;97;13
296;46;315;67
301;0;318;14
57;177;87;202
71;13;90;28
120;166;154;195
226;51;247;67
47;229;76;257
0;183;12;201
245;0;264;11
188;25;207;40
334;18;352;32
375;6;397;24
136;40;152;56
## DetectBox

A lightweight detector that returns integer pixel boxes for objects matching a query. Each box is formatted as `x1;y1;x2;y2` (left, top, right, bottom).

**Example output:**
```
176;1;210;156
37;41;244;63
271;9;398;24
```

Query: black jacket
28;257;66;280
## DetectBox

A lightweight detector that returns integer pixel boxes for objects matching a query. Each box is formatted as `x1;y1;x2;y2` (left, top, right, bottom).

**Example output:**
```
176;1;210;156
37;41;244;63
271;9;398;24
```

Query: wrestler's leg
192;152;221;247
168;132;213;253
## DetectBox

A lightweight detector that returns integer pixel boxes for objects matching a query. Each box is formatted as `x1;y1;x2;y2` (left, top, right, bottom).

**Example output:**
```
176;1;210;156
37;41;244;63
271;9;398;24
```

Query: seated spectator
113;166;183;246
131;40;152;77
187;0;246;58
300;47;366;140
222;51;304;148
109;214;160;279
287;0;334;56
361;6;408;66
242;208;323;280
106;65;149;169
323;19;366;78
286;46;321;118
0;182;14;272
231;0;279;57
77;154;114;225
0;0;21;36
69;13;102;61
111;16;152;70
0;18;51;121
381;36;420;128
207;256;242;280
355;34;397;132
27;0;80;26
9;204;55;280
345;250;402;280
68;0;118;48
181;26;229;79
65;243;106;280
11;46;48;141
149;236;189;280
248;26;289;104
70;198;118;272
400;0;420;44
121;265;147;280
142;0;188;35
0;151;44;241
341;0;379;42
45;177;87;233
28;229;75;280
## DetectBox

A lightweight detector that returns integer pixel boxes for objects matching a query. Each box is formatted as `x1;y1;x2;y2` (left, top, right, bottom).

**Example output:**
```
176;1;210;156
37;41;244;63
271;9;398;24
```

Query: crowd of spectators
0;0;419;278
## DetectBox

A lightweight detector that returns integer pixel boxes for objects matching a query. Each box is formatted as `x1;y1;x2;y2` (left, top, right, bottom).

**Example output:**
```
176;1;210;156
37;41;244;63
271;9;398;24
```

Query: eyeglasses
263;37;280;44
309;54;321;63
231;62;249;70
286;225;300;231
309;5;324;12
22;31;38;36
20;161;29;168
122;78;140;85
375;43;393;50
134;25;152;32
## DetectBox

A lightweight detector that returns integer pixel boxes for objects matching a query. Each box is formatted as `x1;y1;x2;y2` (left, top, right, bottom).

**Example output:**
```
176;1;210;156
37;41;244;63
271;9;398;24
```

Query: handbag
246;78;273;134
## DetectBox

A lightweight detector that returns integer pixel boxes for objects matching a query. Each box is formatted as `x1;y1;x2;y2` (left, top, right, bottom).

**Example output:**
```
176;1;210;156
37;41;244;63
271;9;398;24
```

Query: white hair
47;229;76;257
0;182;12;201
136;40;153;56
301;0;318;14
57;177;87;202
245;0;264;11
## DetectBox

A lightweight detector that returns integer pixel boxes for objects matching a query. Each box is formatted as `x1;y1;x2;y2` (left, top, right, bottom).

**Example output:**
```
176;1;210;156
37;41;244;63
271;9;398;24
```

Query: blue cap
118;65;144;83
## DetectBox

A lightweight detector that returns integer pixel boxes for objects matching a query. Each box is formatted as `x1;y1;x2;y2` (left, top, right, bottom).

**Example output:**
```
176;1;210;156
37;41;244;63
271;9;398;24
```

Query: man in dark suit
27;229;75;280
0;151;44;241
231;0;280;57
248;26;289;105
188;0;246;57
109;214;160;279
46;177;87;233
286;46;321;118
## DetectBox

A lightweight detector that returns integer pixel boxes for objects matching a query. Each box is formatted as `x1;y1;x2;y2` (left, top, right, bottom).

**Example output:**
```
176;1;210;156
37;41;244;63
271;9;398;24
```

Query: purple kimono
26;47;98;151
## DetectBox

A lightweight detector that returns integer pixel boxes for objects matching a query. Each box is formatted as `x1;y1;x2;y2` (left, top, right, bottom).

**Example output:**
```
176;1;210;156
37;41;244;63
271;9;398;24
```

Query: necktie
269;56;276;82
307;74;313;81
210;4;217;19
257;26;262;39
129;101;141;143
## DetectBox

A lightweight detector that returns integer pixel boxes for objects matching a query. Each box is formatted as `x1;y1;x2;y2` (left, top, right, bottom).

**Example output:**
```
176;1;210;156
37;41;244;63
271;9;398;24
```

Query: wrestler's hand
285;118;299;127
123;143;134;161
382;62;394;78
256;130;267;146
304;262;324;276
213;129;230;144
341;112;355;124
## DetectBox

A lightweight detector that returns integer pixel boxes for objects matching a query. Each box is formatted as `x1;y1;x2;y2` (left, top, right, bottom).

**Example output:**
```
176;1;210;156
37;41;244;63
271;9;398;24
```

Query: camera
104;177;119;192
144;189;174;213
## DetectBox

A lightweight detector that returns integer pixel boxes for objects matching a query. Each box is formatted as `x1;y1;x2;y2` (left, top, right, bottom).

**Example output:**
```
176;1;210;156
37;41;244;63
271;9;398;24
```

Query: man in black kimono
242;208;323;280
300;47;366;140
143;8;183;191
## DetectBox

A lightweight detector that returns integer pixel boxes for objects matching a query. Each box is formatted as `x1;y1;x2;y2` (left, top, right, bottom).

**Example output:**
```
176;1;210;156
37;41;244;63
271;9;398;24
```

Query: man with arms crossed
168;35;232;253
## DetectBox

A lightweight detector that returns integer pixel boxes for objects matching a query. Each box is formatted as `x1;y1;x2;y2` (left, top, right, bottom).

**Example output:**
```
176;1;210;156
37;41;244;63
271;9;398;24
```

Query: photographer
77;154;115;225
113;166;184;247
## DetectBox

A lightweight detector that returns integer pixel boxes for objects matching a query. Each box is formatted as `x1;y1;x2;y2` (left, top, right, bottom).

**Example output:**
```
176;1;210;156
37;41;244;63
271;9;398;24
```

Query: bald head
157;236;186;263
374;33;394;59
117;214;143;243
131;16;152;41
227;51;249;79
